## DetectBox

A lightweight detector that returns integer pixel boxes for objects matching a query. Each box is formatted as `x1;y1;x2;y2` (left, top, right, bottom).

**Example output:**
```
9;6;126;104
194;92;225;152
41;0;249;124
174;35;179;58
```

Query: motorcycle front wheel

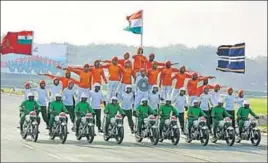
171;128;180;145
149;128;159;145
225;129;235;146
200;129;209;146
86;126;95;143
32;124;39;142
59;125;68;144
115;127;124;144
250;130;261;146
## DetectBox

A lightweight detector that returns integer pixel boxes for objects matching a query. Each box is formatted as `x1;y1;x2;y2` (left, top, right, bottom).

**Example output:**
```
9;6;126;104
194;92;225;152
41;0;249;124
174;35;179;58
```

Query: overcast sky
1;1;267;57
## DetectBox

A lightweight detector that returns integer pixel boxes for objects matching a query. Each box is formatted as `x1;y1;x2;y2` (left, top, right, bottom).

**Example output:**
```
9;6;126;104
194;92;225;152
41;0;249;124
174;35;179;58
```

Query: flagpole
141;10;143;48
30;31;34;82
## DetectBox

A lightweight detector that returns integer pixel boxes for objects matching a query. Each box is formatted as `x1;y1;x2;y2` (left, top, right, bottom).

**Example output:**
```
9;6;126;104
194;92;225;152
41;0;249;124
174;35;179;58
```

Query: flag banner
216;43;245;74
124;10;143;35
1;31;33;55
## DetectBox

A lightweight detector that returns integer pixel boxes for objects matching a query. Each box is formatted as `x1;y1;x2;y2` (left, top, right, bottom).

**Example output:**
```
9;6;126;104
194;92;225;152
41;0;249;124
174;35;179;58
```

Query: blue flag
216;43;245;74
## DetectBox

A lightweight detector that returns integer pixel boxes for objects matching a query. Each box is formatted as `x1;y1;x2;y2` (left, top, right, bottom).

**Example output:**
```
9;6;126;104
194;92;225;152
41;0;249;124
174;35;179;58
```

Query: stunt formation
18;47;261;146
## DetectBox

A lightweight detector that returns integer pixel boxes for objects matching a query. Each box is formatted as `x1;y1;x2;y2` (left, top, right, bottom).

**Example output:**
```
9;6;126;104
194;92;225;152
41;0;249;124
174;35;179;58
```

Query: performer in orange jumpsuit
145;53;166;70
196;78;215;97
102;52;131;67
147;62;164;88
64;64;93;99
118;60;135;94
67;60;107;85
159;61;180;99
187;73;215;105
132;47;148;76
171;65;193;99
100;56;122;100
39;70;80;90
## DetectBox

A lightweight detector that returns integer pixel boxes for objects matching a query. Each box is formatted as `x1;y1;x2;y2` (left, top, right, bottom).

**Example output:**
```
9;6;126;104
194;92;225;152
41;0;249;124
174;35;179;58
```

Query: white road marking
46;153;61;160
23;144;34;149
3;137;12;141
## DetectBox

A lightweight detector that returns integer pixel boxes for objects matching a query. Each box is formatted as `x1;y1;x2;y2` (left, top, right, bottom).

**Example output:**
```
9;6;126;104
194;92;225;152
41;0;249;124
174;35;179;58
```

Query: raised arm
66;67;82;75
101;69;108;84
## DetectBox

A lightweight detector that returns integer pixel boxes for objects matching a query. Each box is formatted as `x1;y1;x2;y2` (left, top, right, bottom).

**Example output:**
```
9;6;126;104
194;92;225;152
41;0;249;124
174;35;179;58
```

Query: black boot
130;127;134;134
98;127;103;133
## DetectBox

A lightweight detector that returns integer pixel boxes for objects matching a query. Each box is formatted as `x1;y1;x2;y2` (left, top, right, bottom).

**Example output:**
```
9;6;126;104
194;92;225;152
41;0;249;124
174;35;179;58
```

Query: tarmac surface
1;94;267;162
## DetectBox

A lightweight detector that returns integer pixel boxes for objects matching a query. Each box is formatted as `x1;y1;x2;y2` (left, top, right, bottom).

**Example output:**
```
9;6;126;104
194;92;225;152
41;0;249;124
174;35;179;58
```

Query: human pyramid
18;46;260;145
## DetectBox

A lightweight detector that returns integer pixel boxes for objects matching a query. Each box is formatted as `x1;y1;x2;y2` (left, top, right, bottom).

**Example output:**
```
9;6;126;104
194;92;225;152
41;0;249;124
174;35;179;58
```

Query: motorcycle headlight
165;119;171;125
55;116;60;121
251;119;258;126
193;120;199;127
219;120;225;127
244;121;250;127
110;117;116;124
25;115;31;121
81;117;87;123
144;118;149;124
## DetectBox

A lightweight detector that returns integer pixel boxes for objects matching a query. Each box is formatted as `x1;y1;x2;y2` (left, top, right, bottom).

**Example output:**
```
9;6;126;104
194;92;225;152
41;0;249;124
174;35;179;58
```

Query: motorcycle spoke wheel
86;126;95;143
200;130;209;146
115;127;124;144
225;130;235;146
60;126;68;144
171;128;180;145
251;130;261;146
150;128;159;145
32;125;39;142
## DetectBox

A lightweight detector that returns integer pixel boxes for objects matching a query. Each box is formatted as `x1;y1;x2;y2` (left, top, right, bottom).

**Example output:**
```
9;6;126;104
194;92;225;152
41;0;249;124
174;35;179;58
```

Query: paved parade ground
1;94;267;162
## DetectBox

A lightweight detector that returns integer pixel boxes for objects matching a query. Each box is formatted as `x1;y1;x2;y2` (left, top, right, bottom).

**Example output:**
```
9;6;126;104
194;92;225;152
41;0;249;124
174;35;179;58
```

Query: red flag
0;31;33;55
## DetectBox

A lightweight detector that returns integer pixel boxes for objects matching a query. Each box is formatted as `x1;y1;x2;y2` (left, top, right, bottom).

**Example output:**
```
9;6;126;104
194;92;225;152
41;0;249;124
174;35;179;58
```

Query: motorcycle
103;114;124;144
76;113;95;143
211;117;235;146
49;112;69;144
21;111;39;142
159;115;180;145
236;118;261;146
184;116;210;146
135;115;159;145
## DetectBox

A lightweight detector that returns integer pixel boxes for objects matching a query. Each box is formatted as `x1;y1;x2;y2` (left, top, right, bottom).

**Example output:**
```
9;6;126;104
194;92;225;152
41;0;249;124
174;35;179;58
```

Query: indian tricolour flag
17;31;33;44
124;10;143;35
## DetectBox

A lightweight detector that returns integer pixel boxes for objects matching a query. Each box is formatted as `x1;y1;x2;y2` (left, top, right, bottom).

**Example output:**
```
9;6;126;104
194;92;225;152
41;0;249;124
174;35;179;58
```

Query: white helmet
192;99;199;106
27;92;34;99
81;93;88;99
94;83;101;88
243;100;249;105
152;85;159;89
55;93;62;98
218;98;224;104
165;98;172;103
179;87;186;92
125;85;132;91
111;96;118;101
141;98;148;103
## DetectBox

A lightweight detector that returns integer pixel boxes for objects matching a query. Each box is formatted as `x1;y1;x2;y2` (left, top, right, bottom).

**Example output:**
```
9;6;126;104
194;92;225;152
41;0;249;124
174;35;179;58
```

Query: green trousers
212;119;220;137
159;117;168;136
137;116;146;134
39;106;48;126
66;105;75;123
94;109;101;129
227;110;235;128
187;118;198;132
20;113;41;131
238;118;248;136
123;110;134;129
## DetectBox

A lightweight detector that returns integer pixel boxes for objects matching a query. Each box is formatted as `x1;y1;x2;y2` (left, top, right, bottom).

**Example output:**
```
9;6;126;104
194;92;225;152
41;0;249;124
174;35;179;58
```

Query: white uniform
134;75;149;109
77;87;90;101
161;86;172;100
224;94;236;111
200;93;212;111
62;88;77;106
107;80;120;100
173;95;188;113
209;91;221;107
47;84;62;102
148;91;160;110
235;97;244;108
119;92;134;110
32;88;49;107
89;90;105;110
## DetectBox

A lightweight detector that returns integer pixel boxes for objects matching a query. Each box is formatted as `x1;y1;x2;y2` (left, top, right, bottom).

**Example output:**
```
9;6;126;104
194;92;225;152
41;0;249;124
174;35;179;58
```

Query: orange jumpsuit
145;61;165;70
103;59;130;68
67;67;92;89
132;54;148;74
187;77;210;97
147;68;164;86
172;72;193;89
197;84;215;97
43;74;79;90
121;67;135;85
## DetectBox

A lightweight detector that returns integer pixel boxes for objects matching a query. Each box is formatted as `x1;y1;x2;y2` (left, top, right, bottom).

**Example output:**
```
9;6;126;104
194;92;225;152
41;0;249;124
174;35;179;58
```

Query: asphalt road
1;94;267;162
